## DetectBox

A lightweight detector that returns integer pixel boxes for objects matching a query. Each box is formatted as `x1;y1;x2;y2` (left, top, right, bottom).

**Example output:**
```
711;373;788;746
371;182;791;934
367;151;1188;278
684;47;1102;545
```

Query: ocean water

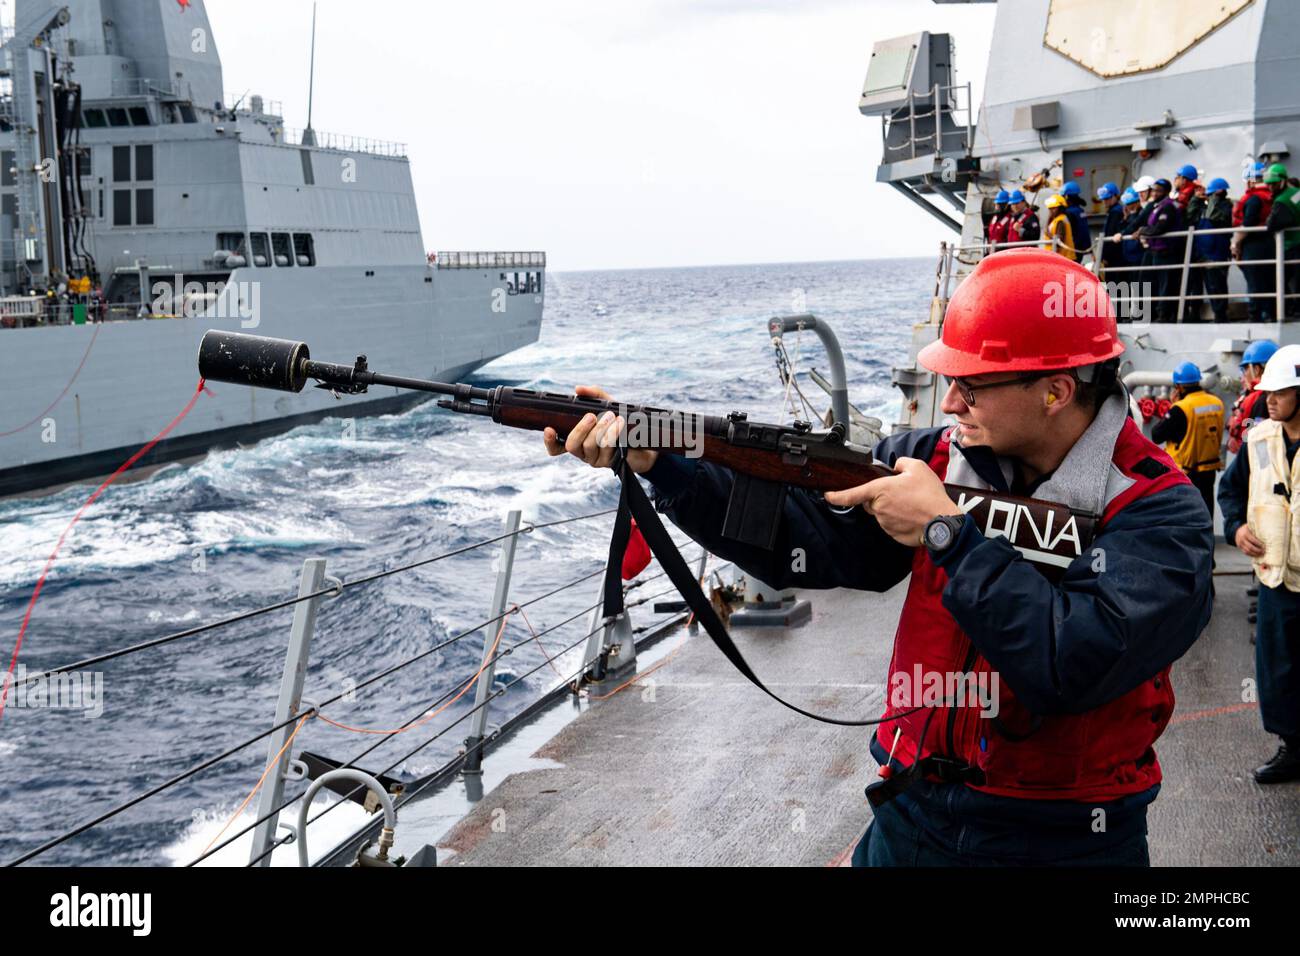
0;257;933;865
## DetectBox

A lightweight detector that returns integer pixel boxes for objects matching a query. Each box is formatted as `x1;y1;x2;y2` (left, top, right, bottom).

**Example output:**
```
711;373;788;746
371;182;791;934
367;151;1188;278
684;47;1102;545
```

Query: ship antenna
303;2;318;146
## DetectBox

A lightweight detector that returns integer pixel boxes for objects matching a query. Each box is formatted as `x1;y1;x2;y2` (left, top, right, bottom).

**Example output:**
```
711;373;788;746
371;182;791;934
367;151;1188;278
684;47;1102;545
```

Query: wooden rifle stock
492;388;1096;574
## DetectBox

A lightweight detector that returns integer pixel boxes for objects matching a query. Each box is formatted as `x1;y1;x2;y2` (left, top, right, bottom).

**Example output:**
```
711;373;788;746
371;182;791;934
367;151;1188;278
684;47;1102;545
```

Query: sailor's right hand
1234;525;1266;559
542;386;659;475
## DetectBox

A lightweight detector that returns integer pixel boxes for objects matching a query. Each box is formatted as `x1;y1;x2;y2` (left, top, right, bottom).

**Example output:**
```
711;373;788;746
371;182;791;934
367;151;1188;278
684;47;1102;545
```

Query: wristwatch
922;514;966;553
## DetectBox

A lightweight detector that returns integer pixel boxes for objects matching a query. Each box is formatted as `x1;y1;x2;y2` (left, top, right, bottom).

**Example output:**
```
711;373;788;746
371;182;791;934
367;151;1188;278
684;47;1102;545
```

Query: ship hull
0;264;543;496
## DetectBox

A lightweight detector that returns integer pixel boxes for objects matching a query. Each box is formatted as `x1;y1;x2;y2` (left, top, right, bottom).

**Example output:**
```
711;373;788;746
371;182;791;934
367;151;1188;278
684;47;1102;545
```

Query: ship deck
393;543;1299;867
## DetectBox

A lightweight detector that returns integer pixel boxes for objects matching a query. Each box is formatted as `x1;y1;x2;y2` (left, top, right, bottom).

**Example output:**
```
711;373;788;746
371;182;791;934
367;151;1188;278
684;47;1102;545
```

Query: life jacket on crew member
1043;195;1076;261
1008;208;1039;244
875;407;1189;801
876;247;1191;803
1233;185;1274;227
1165;389;1225;473
1228;389;1268;455
987;214;1011;246
1243;418;1300;591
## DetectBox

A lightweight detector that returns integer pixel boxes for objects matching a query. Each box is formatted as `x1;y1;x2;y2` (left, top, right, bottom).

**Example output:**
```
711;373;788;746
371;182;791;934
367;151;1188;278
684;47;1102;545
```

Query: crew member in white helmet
1218;343;1300;783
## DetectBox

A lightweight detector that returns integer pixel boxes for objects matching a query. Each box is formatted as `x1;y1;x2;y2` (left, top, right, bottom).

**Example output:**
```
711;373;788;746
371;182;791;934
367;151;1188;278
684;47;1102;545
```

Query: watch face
926;519;954;549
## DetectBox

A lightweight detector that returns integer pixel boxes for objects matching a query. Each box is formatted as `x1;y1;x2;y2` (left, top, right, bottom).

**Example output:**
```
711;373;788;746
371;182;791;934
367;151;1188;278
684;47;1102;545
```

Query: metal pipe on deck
767;314;851;428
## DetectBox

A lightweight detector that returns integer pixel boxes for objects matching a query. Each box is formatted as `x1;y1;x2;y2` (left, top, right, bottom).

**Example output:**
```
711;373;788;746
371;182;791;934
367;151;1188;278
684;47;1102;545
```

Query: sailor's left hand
824;457;962;546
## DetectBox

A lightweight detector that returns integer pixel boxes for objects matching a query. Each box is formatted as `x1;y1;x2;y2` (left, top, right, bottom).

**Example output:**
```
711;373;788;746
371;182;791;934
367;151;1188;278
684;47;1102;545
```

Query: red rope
0;378;211;723
0;322;102;438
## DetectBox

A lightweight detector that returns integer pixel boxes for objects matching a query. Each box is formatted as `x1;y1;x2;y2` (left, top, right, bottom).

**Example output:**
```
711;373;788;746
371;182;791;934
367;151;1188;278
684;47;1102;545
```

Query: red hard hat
918;248;1124;377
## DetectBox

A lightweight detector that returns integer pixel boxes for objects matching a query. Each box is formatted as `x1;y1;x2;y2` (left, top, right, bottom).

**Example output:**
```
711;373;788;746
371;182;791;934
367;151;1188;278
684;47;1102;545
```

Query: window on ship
83;108;107;128
249;233;270;267
217;232;249;266
293;233;316;267
271;233;294;267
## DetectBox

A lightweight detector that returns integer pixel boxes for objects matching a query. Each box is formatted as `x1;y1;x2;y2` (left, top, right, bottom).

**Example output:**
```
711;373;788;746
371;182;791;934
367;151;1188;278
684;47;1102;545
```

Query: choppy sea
0;257;933;864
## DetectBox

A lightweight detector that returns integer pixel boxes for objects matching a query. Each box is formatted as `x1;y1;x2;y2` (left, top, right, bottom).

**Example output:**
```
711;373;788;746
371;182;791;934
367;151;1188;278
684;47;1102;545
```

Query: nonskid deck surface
429;544;1298;866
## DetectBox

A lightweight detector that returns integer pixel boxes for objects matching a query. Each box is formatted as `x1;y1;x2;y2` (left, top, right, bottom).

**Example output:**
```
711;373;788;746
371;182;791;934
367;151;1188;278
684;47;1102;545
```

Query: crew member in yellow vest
1218;344;1300;783
1151;361;1225;518
1043;194;1076;261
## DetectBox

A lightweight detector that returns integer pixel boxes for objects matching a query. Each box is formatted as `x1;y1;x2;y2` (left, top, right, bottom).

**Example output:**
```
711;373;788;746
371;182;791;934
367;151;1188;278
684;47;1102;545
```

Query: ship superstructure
0;0;544;495
859;0;1298;435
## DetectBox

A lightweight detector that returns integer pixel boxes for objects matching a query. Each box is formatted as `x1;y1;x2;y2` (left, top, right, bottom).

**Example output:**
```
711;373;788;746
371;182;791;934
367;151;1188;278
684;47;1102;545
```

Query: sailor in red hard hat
550;247;1214;866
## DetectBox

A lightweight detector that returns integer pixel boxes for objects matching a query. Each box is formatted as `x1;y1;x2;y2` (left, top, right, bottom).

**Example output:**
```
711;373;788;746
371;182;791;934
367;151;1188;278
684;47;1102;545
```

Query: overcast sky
207;0;995;271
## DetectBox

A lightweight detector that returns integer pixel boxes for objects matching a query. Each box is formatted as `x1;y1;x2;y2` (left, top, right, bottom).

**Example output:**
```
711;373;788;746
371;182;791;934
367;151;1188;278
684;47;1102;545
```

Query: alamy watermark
606;405;704;458
2;664;104;719
889;665;999;718
151;274;261;328
1043;275;1152;322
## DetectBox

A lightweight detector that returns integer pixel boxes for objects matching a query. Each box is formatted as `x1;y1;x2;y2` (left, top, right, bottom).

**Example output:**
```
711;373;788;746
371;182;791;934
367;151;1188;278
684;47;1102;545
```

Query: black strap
602;477;634;618
603;456;918;728
864;755;986;809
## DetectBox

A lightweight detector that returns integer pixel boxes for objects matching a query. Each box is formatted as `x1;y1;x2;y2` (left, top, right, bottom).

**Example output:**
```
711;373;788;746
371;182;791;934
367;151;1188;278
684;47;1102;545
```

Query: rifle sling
602;457;908;727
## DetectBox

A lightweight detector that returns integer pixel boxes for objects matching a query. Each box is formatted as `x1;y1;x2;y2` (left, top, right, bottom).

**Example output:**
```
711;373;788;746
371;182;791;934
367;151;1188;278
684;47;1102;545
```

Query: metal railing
937;225;1300;324
281;127;408;158
884;81;974;162
3;504;723;868
111;77;194;100
433;251;547;270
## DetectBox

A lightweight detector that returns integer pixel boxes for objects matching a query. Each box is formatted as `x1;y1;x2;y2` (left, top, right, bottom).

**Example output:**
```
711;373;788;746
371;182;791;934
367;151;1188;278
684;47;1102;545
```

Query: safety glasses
943;372;1048;407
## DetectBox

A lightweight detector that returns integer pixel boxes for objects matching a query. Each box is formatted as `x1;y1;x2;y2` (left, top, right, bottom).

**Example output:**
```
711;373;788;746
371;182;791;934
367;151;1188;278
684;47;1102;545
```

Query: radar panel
1044;0;1254;78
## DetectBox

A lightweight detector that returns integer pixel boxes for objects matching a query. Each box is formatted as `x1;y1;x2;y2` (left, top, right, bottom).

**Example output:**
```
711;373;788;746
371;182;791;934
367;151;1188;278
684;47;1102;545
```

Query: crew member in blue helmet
1097;182;1126;274
987;189;1013;249
1228;339;1279;454
1195;177;1233;321
1114;188;1146;320
1060;180;1092;258
1152;361;1225;517
1138;179;1186;322
1006;190;1040;244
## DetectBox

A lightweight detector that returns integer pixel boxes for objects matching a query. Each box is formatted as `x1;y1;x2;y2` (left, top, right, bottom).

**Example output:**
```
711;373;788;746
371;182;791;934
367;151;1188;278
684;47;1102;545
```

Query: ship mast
302;2;317;146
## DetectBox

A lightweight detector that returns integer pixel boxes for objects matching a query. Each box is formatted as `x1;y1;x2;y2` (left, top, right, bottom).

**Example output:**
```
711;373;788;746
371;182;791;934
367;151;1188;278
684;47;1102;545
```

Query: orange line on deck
1169;702;1258;725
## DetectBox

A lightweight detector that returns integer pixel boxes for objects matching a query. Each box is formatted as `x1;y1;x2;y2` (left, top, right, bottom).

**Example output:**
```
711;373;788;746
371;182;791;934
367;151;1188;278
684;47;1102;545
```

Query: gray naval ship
0;0;544;496
8;0;1297;870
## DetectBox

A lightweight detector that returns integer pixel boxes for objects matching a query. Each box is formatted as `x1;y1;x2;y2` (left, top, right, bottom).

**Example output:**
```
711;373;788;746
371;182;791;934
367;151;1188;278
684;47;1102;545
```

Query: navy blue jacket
1064;201;1092;255
1100;203;1127;268
643;426;1214;854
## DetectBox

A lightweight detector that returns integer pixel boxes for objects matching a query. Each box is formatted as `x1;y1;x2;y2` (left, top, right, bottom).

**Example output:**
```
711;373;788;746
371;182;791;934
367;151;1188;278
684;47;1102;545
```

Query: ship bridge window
1;150;14;187
293;233;316;267
136;189;154;226
107;107;130;128
113;190;131;226
135;145;153;181
179;104;197;123
271;232;294;266
83;108;107;129
249;233;270;267
129;106;151;126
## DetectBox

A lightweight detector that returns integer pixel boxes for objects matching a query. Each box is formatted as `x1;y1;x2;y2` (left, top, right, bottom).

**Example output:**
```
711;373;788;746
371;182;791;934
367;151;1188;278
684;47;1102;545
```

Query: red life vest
1232;186;1273;227
875;417;1191;801
987;214;1011;245
1007;209;1038;243
1227;388;1268;455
